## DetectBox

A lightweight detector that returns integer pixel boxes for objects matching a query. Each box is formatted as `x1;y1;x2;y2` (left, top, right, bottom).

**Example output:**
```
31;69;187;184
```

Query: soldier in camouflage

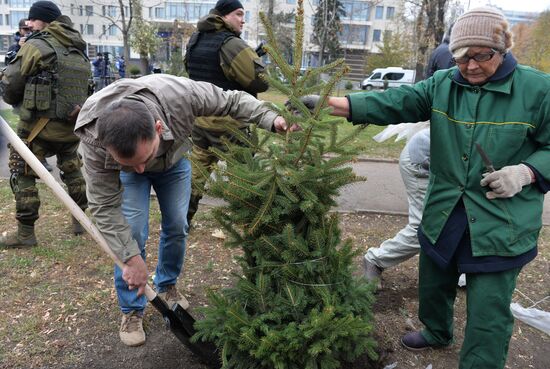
184;0;269;225
0;1;90;248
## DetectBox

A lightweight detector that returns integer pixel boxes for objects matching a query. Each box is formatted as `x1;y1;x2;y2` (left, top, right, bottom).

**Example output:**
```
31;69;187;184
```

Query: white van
361;67;416;90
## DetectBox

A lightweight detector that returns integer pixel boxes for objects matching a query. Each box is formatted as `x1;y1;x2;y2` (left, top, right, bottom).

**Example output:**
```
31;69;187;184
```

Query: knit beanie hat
28;1;61;23
449;7;513;53
214;0;244;16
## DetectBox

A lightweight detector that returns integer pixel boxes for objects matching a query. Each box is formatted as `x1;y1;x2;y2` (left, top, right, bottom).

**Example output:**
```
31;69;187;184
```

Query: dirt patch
0;185;548;368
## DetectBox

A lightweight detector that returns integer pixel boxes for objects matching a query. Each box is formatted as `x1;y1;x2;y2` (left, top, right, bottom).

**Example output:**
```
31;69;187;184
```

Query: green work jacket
348;65;550;257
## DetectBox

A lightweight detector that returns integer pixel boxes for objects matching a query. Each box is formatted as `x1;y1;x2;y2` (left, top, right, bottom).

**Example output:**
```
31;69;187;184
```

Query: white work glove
480;164;533;199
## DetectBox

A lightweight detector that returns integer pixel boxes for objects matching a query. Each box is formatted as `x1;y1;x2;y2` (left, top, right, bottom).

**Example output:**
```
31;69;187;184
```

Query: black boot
0;223;37;248
72;216;85;236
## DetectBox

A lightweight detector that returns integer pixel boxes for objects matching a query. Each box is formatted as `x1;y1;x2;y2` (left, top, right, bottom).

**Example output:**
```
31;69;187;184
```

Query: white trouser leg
365;147;429;269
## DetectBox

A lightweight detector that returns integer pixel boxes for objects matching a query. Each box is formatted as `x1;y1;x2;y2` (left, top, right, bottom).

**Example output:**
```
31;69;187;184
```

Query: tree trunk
140;56;149;75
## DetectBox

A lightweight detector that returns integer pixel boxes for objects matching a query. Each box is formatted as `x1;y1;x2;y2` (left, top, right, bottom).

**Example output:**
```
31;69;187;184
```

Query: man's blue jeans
114;158;191;314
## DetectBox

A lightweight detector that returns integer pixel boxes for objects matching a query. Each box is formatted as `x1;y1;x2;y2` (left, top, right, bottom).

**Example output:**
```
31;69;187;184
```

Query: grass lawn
0;109;18;128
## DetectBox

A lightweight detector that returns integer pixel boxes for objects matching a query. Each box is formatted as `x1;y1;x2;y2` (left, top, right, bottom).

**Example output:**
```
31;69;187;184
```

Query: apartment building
0;0;401;77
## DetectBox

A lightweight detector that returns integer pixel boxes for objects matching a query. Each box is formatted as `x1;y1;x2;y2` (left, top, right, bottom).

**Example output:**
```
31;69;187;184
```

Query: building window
342;1;372;21
87;24;94;35
373;29;381;42
108;6;117;17
155;7;165;19
10;11;28;29
384;30;392;40
79;5;83;16
102;25;106;35
70;3;74;15
9;0;34;6
79;24;83;34
102;5;106;16
339;24;369;44
0;16;3;26
245;10;250;23
85;6;93;16
109;24;117;36
287;0;296;4
375;6;384;19
244;31;249;40
386;7;395;19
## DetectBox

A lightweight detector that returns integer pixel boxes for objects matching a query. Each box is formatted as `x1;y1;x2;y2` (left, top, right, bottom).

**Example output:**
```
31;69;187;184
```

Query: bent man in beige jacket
75;74;288;346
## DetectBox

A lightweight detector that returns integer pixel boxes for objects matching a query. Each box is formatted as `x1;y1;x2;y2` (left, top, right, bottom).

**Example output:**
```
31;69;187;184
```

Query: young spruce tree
194;1;377;367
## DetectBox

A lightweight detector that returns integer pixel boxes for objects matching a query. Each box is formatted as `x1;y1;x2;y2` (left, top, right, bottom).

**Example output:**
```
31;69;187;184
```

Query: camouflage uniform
184;11;268;223
0;15;89;247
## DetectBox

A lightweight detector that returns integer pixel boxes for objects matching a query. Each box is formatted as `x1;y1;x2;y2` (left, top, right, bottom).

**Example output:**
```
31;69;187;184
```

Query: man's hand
122;255;148;296
480;163;533;199
273;116;300;133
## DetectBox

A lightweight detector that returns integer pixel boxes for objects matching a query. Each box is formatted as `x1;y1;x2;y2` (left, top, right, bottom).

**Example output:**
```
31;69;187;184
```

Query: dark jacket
2;16;89;142
425;41;454;78
184;12;268;131
5;31;25;64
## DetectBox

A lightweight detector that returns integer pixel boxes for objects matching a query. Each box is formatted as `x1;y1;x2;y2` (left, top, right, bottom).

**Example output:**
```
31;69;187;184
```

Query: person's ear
154;120;163;134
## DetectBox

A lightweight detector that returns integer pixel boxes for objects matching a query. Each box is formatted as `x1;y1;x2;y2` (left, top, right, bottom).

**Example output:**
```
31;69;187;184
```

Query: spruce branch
249;179;277;235
293;4;304;79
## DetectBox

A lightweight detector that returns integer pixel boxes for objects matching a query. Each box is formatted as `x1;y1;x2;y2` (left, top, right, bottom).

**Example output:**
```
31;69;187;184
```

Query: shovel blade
149;296;221;368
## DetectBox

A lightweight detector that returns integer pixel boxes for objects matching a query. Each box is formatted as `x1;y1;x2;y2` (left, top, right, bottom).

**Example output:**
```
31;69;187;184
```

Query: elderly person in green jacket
302;7;550;368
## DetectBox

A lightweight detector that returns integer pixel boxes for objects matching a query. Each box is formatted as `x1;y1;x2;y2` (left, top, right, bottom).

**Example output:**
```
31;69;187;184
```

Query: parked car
361;67;416;90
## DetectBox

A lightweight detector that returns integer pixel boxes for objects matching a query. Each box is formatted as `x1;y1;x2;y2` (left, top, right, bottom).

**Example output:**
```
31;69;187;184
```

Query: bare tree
85;0;162;62
408;0;449;80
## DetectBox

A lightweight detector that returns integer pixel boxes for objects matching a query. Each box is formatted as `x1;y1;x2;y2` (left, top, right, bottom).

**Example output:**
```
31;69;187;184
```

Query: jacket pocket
22;82;36;110
487;125;528;168
34;81;51;111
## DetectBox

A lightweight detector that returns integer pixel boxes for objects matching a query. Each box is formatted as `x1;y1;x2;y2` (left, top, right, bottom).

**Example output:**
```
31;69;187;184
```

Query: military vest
186;31;255;96
22;32;90;122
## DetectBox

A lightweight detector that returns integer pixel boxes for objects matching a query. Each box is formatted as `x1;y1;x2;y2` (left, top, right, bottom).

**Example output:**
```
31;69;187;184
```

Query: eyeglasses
453;50;497;64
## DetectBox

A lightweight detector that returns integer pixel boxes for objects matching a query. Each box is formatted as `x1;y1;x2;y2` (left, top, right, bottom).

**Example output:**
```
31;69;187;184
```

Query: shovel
0;117;220;368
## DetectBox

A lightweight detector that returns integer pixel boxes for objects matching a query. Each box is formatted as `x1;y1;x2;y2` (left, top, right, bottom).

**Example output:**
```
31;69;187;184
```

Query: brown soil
1;199;549;369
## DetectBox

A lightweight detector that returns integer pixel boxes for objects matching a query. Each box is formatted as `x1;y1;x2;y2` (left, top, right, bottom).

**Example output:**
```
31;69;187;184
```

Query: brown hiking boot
119;311;146;347
72;216;85;236
158;285;189;310
0;224;37;248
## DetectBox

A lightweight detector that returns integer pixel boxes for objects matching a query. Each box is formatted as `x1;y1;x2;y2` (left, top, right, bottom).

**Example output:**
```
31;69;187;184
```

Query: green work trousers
418;250;521;369
8;128;87;227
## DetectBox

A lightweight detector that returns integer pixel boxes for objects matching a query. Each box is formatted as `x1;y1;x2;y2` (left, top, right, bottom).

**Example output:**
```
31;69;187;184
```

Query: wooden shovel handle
0;117;157;301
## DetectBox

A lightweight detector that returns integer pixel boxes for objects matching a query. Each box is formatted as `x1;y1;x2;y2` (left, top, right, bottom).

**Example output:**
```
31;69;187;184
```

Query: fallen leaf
211;229;226;239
